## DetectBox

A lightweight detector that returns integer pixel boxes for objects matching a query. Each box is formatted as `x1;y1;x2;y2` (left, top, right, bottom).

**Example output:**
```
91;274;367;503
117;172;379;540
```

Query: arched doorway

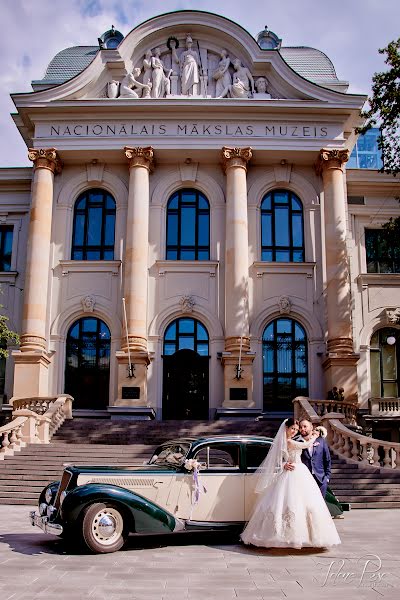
162;318;209;419
65;317;111;410
262;318;308;412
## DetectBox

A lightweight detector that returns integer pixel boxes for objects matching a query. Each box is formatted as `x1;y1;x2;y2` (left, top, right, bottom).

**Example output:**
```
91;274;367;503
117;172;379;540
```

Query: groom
284;418;331;497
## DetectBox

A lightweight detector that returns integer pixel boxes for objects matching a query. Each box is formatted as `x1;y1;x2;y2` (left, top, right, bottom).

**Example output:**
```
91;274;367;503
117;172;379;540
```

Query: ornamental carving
104;36;272;100
221;146;252;172
278;296;291;314
28;148;62;174
180;295;195;313
386;307;400;325
124;146;154;170
81;295;96;313
315;148;350;175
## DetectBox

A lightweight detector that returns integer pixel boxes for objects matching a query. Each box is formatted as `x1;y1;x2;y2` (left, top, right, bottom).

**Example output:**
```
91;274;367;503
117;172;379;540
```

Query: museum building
0;10;399;435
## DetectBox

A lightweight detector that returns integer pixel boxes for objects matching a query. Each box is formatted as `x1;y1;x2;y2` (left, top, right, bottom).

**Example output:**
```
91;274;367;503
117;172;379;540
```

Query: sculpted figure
230;59;255;98
176;34;200;96
255;76;272;98
107;80;119;98
213;49;231;98
120;68;151;98
142;50;153;88
151;47;172;98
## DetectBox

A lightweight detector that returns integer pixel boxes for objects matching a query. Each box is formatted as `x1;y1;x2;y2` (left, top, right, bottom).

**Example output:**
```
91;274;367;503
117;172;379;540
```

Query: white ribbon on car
184;459;207;519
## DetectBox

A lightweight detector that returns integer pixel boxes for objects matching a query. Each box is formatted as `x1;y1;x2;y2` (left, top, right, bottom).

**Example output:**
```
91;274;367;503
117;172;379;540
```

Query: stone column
114;147;154;417
220;147;255;409
13;148;62;397
316;148;359;402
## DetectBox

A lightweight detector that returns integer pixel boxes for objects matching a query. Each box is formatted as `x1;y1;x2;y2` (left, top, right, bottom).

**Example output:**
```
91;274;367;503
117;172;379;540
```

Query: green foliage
358;38;400;176
0;305;19;359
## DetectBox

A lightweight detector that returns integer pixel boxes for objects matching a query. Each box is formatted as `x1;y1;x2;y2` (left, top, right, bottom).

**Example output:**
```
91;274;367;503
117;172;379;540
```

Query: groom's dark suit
296;434;331;498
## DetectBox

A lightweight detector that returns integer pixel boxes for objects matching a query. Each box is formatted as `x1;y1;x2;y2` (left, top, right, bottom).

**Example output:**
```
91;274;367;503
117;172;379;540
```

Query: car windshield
149;443;190;467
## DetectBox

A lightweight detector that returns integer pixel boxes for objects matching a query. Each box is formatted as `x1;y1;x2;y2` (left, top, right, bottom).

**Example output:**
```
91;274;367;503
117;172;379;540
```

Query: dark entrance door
65;317;111;410
163;349;209;419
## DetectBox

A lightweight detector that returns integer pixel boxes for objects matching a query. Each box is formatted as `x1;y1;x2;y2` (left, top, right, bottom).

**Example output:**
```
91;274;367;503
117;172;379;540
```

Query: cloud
0;0;399;167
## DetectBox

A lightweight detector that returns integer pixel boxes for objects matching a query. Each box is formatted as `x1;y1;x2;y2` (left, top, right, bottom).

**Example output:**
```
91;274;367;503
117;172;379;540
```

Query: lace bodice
286;437;315;463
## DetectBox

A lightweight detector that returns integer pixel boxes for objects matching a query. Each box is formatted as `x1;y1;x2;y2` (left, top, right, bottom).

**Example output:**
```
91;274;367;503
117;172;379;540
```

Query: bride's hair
285;417;299;428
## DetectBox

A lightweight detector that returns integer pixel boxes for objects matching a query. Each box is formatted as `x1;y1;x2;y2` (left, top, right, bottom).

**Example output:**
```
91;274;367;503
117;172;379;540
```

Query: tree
0;305;19;358
358;38;400;176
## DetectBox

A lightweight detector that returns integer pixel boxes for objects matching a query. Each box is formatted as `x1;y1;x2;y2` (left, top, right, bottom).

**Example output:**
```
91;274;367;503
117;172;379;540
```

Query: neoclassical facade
1;12;399;433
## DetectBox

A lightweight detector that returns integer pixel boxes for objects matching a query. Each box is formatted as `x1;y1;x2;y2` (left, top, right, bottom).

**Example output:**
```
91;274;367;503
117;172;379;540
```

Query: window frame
370;328;400;398
365;228;400;274
166;188;210;260
0;226;13;272
260;189;305;262
163;317;209;357
71;188;116;261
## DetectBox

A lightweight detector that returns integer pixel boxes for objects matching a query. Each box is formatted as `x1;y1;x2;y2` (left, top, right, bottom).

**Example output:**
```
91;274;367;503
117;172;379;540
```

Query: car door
176;442;244;522
244;441;272;519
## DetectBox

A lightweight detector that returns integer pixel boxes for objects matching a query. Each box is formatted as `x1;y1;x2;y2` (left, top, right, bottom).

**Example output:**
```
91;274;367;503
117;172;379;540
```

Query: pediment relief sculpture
105;34;273;100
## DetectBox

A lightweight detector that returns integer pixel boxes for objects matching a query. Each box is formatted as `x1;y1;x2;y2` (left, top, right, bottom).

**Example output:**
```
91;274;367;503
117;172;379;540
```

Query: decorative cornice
315;148;349;176
28;148;62;174
124;146;154;171
221;147;252;173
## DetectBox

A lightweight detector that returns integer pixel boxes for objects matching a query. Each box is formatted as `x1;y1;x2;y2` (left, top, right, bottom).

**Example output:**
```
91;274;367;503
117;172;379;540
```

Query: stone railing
370;397;400;418
0;416;28;460
307;398;358;425
293;396;400;470
0;395;74;459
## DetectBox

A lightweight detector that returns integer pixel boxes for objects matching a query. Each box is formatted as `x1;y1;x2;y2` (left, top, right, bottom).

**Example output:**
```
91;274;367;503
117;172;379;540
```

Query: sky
0;0;398;167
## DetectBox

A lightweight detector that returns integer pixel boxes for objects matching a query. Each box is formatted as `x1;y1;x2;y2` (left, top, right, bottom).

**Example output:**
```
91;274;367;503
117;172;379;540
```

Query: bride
241;418;341;549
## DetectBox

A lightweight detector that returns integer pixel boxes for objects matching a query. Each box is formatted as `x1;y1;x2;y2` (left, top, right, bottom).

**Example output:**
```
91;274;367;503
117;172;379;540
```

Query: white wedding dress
241;436;341;549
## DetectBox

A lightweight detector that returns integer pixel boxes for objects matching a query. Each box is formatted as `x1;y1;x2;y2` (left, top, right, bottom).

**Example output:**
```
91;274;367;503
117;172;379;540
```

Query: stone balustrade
0;395;74;458
370;397;400;418
293;396;400;470
308;398;358;424
0;416;28;459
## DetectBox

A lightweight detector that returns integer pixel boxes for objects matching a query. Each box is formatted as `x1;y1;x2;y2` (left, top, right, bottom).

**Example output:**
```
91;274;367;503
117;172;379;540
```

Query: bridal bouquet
314;425;328;438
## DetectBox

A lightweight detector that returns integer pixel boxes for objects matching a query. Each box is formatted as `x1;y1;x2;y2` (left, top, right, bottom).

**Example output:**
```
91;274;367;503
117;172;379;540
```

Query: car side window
194;444;240;469
246;443;271;470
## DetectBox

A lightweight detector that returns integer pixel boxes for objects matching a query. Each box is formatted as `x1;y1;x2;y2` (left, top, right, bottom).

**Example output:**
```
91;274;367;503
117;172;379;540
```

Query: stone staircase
1;418;399;508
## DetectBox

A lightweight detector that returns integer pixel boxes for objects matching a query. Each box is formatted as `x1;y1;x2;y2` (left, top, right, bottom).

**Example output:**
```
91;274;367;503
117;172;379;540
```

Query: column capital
315;148;350;176
28;148;62;174
125;146;154;171
221;146;252;173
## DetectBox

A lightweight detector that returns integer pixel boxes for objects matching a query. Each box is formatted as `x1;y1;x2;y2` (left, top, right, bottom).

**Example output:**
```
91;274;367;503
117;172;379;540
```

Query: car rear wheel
82;503;127;553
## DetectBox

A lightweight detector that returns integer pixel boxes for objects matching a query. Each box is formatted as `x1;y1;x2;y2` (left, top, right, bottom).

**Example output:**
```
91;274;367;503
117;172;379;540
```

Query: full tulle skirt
241;463;341;549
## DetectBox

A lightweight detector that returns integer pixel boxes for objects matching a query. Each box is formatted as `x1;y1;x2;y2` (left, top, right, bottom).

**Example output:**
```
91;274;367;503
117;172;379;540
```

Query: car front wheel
82;503;127;553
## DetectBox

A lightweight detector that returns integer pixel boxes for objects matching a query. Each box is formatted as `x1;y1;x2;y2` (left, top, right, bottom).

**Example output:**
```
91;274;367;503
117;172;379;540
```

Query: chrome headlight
45;487;54;504
60;491;67;506
39;503;48;516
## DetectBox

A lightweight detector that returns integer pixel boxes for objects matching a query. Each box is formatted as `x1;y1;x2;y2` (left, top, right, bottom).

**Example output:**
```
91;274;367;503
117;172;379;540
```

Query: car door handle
153;481;165;487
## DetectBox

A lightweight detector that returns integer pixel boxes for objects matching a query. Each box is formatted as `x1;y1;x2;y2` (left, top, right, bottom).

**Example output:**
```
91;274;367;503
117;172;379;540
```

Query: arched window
370;328;399;397
65;317;111;409
71;189;116;260
166;189;210;260
261;190;304;262
163;318;209;356
262;318;308;411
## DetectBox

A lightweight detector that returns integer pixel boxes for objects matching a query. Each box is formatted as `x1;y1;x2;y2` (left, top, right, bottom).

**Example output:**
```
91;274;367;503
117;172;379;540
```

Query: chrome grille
54;470;72;508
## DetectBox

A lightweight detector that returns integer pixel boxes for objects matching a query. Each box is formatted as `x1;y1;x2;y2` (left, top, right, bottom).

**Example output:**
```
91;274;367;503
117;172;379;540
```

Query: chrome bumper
29;511;63;536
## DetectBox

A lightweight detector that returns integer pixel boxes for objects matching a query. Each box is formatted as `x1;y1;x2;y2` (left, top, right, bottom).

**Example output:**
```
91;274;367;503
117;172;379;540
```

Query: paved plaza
0;505;399;600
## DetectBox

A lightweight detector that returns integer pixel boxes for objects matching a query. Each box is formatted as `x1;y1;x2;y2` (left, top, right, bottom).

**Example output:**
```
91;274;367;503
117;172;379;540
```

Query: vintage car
30;434;273;553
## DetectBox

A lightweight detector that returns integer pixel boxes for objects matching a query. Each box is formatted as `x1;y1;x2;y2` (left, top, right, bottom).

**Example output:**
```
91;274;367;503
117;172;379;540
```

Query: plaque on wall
121;387;141;400
229;388;248;401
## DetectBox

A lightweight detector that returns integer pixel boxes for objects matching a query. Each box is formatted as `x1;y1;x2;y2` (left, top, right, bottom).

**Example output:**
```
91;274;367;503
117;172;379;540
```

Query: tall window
365;229;400;274
71;189;116;260
166;189;210;260
370;328;399;398
0;226;13;271
262;318;308;411
348;129;383;169
163;318;209;356
261;190;304;262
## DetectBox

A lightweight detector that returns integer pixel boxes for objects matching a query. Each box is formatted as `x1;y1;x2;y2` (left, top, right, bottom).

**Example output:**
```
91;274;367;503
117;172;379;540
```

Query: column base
12;350;52;397
221;353;255;408
114;350;150;409
322;353;360;404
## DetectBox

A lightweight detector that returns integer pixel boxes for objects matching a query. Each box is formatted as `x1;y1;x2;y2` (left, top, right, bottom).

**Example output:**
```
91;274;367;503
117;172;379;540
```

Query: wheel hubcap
91;507;123;546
